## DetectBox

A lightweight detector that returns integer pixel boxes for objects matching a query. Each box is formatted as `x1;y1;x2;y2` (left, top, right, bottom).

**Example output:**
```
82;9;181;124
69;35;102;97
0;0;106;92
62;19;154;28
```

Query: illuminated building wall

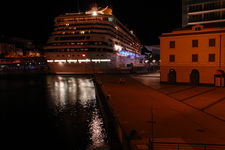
182;0;225;26
0;43;16;57
159;23;225;86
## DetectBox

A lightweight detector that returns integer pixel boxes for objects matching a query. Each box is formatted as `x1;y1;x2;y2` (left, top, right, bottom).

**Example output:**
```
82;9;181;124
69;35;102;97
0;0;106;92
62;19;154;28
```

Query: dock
95;73;225;150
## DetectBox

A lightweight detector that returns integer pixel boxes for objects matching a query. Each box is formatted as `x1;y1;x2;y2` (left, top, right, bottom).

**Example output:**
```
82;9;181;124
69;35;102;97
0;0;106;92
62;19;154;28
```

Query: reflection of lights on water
48;76;97;112
88;109;108;149
46;76;108;149
78;78;95;107
56;76;67;107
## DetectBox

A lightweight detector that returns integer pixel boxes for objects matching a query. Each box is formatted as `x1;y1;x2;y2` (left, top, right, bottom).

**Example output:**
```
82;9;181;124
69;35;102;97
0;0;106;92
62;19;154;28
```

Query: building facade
0;43;16;57
159;23;225;86
182;0;225;26
141;45;160;73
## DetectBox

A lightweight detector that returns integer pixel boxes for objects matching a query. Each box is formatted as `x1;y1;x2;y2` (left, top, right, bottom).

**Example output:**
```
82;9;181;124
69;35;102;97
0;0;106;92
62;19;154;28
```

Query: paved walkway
132;73;225;122
97;73;225;145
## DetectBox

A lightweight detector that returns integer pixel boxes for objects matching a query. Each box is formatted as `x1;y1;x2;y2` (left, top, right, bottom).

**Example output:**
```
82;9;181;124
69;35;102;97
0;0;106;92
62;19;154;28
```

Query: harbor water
0;70;109;150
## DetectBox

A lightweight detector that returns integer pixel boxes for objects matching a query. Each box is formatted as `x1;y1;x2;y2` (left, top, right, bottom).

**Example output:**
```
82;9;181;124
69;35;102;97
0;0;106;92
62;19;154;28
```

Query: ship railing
65;12;85;15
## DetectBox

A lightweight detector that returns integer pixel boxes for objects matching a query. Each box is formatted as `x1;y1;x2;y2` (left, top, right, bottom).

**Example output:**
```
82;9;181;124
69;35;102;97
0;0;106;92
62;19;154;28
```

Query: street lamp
152;59;156;73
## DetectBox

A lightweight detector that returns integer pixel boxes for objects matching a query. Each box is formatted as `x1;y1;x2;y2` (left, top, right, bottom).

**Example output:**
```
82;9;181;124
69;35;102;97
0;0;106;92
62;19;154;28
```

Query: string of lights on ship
46;35;139;53
46;16;141;54
53;18;140;44
53;24;139;45
45;48;113;52
55;16;133;37
51;29;139;49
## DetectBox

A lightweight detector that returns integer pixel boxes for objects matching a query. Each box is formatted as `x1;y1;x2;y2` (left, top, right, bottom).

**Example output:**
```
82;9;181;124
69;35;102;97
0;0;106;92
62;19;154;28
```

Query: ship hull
48;61;109;74
46;51;144;74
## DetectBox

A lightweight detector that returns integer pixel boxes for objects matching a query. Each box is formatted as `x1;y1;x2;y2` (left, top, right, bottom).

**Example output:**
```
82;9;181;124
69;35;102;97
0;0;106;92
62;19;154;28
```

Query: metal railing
152;142;225;150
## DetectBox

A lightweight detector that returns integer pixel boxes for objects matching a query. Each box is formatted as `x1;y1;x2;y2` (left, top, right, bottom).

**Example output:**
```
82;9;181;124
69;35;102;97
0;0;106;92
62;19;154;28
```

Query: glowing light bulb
92;11;97;16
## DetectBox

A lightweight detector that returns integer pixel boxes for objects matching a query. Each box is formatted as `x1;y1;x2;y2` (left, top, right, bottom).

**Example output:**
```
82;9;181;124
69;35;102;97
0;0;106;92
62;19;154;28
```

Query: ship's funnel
102;8;112;15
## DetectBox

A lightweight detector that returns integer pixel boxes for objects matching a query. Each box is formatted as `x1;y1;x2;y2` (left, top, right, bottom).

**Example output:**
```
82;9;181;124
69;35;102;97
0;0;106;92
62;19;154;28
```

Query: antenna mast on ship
77;0;80;13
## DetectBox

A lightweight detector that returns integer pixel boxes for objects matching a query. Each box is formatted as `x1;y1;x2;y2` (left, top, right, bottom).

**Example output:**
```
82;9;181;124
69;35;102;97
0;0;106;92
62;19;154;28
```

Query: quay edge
94;74;147;150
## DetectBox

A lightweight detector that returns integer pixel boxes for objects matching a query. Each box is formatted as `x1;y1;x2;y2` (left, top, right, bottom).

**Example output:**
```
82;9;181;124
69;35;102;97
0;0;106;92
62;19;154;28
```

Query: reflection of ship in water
46;75;109;149
44;5;145;74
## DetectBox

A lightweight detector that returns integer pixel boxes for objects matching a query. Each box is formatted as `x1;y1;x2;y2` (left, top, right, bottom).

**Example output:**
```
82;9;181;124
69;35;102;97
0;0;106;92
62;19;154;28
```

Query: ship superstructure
44;6;144;74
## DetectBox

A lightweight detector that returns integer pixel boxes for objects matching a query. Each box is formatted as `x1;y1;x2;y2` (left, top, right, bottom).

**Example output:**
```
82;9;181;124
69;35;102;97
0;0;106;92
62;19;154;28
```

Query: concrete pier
95;73;225;149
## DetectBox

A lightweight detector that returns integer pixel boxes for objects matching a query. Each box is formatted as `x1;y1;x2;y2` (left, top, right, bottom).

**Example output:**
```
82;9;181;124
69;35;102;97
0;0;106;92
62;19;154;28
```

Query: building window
192;25;204;31
192;40;198;47
189;14;202;22
192;54;198;62
169;55;175;62
209;39;216;47
169;41;175;48
195;27;202;31
208;54;215;62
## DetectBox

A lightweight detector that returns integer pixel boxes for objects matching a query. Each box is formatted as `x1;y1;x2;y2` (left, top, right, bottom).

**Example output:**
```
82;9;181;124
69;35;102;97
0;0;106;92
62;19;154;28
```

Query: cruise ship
44;6;145;74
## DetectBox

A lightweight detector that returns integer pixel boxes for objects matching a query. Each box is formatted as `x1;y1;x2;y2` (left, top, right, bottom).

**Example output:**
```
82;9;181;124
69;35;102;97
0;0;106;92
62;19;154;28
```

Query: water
0;71;109;150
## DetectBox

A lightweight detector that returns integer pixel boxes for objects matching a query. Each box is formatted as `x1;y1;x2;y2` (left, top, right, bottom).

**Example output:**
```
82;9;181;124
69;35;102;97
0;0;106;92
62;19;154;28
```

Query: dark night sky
0;0;182;45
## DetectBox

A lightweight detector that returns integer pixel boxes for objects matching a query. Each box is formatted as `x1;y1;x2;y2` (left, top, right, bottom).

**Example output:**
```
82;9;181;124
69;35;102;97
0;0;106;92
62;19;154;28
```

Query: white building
182;0;225;26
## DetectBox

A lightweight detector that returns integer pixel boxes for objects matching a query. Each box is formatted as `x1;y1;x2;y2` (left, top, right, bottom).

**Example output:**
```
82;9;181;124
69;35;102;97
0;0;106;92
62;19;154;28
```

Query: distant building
142;45;160;61
0;43;16;57
141;45;160;72
0;35;42;58
182;0;225;26
9;37;36;56
26;49;41;57
142;45;160;52
15;48;23;56
159;22;225;86
9;37;34;49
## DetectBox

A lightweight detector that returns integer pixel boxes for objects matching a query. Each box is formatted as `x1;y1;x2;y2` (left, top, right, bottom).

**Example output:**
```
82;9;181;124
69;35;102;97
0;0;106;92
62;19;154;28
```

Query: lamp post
150;107;154;150
152;59;156;73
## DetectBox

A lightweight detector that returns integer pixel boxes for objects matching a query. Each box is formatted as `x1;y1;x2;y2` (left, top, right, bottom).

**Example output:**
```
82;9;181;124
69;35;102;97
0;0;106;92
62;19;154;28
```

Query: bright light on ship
92;59;101;63
78;59;91;63
114;44;122;51
100;59;110;62
54;60;66;63
67;60;77;63
119;50;136;57
92;11;97;16
92;59;110;63
49;59;111;63
47;60;54;62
